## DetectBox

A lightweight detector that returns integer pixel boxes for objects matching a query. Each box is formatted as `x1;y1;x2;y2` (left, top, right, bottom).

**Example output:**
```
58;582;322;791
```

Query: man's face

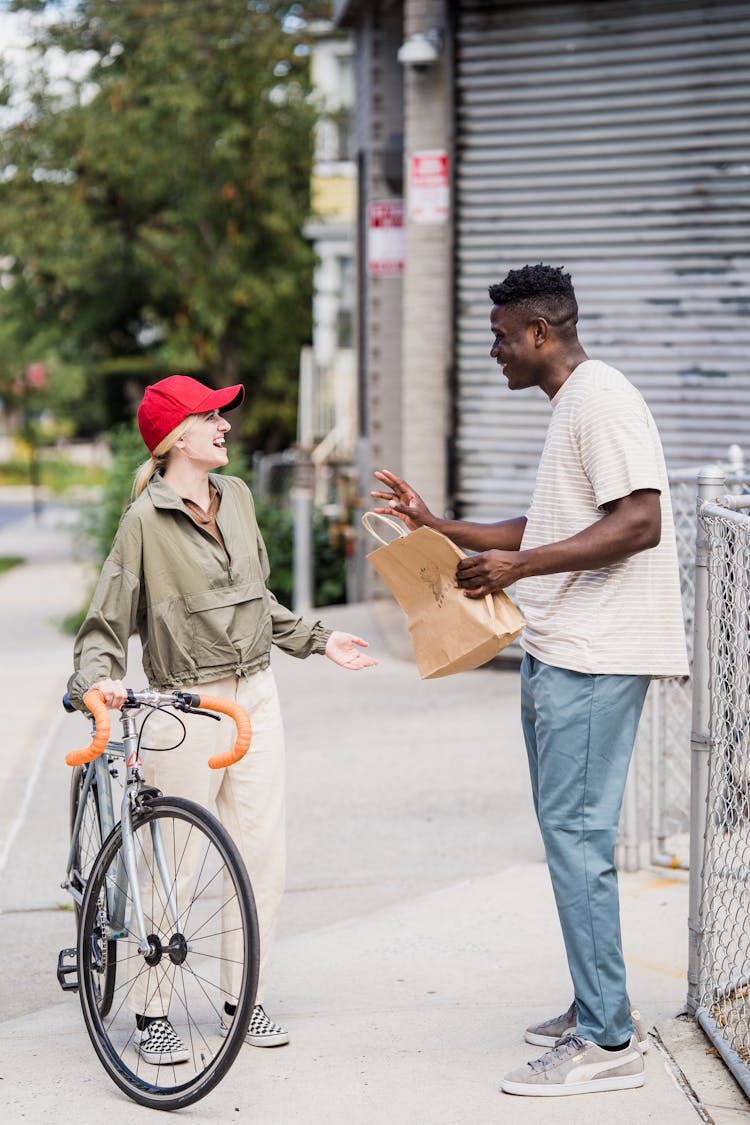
489;304;541;391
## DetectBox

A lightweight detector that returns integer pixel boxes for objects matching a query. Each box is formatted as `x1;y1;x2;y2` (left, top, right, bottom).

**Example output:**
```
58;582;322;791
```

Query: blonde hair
133;415;197;498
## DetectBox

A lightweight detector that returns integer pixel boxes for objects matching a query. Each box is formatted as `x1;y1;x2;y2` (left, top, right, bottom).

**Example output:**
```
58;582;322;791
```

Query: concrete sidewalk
0;498;747;1123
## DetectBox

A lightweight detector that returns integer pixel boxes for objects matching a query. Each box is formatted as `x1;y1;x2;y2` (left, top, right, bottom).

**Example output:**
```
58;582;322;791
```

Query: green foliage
79;422;146;565
0;453;106;492
251;498;348;609
0;556;25;575
252;498;295;606
312;515;348;608
0;1;319;450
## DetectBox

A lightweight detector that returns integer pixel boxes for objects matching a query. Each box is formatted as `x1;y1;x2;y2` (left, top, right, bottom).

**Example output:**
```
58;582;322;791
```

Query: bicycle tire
70;763;117;1016
77;796;259;1111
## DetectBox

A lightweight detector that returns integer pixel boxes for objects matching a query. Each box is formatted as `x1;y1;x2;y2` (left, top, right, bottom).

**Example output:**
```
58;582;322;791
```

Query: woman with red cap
68;375;377;1064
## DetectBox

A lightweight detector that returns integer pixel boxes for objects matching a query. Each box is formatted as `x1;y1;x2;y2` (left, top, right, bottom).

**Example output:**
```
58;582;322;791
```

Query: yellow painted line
621;876;686;894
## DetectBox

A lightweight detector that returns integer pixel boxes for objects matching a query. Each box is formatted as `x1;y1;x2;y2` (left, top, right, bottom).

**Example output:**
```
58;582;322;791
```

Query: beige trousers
128;668;285;1016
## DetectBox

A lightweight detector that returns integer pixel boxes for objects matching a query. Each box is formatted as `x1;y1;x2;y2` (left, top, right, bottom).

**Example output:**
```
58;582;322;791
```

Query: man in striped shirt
372;263;688;1097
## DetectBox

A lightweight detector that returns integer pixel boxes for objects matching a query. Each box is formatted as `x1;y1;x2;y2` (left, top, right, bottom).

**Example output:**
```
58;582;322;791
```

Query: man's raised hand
371;470;435;532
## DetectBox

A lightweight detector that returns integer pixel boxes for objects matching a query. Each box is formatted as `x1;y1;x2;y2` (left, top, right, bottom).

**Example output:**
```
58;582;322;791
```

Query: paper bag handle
361;511;408;546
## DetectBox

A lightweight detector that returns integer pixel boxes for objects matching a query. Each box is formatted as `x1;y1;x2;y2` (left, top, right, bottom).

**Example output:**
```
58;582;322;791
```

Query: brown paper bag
362;513;525;679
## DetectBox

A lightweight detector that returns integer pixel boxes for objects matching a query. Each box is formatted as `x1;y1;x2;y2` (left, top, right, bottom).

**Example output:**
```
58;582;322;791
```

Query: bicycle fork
120;796;181;954
119;713;180;955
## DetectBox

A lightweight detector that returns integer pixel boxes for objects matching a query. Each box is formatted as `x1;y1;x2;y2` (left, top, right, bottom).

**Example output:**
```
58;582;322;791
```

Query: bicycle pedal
56;947;79;993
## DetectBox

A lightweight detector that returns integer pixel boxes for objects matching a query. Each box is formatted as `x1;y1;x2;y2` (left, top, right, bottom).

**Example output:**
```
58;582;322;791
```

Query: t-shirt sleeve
575;387;663;510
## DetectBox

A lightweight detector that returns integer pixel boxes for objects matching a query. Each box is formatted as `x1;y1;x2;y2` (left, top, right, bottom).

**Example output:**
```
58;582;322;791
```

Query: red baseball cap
137;375;245;453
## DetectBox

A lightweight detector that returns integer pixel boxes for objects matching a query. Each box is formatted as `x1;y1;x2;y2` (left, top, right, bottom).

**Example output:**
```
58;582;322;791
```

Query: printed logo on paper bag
419;563;450;608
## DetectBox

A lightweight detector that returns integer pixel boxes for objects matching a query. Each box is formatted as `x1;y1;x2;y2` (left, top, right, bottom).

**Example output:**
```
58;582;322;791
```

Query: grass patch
0;457;106;495
0;555;24;575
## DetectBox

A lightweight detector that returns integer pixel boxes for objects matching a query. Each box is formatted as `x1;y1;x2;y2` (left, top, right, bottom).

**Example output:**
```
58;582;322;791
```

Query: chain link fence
621;450;750;873
627;478;696;870
688;480;750;1098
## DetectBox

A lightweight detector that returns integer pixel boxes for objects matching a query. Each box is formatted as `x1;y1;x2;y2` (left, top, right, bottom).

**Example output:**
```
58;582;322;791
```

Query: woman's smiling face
180;410;231;469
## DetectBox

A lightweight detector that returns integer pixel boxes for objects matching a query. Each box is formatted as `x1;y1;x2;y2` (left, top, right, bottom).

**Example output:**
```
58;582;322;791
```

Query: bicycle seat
62;693;76;714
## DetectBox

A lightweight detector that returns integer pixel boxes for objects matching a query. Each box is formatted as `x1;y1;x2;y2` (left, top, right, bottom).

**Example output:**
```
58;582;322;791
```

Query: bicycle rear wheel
77;796;259;1111
70;763;117;1016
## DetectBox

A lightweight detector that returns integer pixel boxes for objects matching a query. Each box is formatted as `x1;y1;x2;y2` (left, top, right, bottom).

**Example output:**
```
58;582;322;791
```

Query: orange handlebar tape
65;689;111;767
197;694;253;769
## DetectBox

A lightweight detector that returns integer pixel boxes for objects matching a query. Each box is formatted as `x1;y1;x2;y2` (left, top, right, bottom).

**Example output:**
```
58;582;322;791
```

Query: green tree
0;1;320;450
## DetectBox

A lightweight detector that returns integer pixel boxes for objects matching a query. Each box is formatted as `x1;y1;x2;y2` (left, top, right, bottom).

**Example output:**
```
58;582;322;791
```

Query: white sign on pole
367;199;405;277
408;149;449;224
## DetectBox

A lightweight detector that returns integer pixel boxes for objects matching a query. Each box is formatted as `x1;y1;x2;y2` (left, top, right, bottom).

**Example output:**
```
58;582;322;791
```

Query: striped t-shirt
516;359;689;677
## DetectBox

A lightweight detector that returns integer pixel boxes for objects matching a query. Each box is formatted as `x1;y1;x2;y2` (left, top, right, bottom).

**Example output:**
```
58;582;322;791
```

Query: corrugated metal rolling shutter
454;0;750;519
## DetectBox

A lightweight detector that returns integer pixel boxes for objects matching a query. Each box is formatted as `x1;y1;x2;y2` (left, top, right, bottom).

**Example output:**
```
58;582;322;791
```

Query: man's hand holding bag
362;513;524;680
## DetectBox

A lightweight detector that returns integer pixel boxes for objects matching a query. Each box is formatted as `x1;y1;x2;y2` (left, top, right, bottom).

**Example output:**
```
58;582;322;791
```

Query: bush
79;424;146;565
251;499;347;610
0;555;24;575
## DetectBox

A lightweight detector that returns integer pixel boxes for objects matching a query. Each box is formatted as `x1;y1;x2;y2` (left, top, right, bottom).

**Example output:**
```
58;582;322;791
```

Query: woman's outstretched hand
325;631;378;670
371;469;435;531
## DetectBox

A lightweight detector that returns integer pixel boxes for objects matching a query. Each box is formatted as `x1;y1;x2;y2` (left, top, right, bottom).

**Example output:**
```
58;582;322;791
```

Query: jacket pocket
184;580;271;663
184;580;266;614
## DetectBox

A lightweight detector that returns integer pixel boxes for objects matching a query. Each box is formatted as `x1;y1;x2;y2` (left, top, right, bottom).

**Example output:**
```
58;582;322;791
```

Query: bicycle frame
65;751;117;910
64;706;182;953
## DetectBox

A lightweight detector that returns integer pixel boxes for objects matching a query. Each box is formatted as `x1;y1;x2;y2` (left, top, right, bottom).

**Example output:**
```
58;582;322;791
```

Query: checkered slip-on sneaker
502;1034;645;1097
220;1004;290;1048
524;1002;649;1053
135;1018;190;1065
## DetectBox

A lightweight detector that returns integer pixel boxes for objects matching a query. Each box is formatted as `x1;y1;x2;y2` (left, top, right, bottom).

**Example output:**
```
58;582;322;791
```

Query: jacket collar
146;471;226;511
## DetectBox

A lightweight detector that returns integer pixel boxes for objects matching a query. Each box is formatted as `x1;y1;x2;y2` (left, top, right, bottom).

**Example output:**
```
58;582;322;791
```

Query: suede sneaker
135;1018;190;1065
220;1003;290;1048
525;1001;649;1052
502;1034;645;1097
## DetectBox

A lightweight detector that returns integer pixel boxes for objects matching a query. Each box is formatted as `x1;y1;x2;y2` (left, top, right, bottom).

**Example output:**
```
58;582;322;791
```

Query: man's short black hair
488;263;578;332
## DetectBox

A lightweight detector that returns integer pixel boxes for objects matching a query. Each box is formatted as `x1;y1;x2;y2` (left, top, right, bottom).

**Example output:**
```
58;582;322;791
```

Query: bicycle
57;686;260;1111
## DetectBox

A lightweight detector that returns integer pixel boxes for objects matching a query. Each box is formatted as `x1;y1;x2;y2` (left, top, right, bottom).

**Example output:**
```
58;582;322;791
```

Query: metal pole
650;680;665;858
292;454;314;614
686;465;725;1012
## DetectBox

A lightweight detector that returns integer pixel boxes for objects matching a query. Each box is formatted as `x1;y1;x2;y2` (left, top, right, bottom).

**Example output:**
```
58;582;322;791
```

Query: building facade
335;0;750;535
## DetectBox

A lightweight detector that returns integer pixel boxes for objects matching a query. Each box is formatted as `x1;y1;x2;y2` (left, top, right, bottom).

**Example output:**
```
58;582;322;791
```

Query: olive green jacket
68;473;331;705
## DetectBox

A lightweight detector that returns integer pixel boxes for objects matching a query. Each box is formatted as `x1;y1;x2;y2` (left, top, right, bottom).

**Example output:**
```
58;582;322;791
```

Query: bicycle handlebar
65;688;252;770
65;689;111;767
194;694;252;769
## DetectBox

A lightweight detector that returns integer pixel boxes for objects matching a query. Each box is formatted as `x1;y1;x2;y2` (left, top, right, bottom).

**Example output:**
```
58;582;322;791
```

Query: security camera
397;29;443;70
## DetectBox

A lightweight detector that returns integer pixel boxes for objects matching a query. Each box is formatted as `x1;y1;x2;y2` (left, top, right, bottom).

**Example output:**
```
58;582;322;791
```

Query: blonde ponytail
133;454;162;498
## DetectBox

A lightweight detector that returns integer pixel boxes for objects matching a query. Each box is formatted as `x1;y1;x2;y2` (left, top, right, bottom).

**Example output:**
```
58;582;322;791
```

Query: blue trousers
520;653;650;1046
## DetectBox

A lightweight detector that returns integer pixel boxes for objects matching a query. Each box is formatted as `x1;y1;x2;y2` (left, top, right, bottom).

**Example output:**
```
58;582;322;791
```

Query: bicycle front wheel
77;796;259;1111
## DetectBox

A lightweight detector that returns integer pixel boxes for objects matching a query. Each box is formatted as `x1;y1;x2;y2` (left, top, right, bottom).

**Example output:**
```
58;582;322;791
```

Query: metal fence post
649;679;665;861
292;454;314;614
686;465;725;1013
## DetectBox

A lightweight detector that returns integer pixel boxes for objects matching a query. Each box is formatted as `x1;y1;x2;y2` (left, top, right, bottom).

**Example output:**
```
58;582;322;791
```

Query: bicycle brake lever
177;704;222;721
